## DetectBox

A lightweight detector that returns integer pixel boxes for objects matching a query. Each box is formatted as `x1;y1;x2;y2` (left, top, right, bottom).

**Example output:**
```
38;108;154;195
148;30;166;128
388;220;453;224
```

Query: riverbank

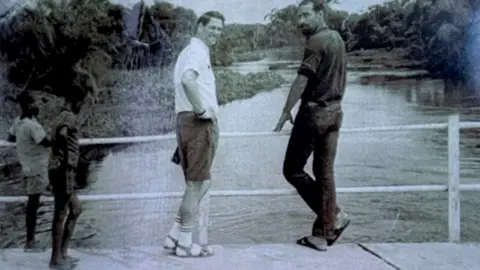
233;46;424;70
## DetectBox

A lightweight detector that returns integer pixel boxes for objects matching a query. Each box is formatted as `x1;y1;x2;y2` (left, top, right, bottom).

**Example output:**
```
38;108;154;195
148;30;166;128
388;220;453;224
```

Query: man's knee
283;162;300;186
200;179;212;191
312;151;336;181
186;180;211;194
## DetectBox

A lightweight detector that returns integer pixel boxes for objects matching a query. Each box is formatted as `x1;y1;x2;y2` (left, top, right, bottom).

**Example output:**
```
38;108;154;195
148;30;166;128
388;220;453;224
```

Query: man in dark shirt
48;91;85;269
273;0;350;252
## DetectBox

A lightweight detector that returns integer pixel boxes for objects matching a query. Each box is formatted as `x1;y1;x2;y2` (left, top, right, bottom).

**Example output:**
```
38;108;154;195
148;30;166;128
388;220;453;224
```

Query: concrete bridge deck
2;242;479;270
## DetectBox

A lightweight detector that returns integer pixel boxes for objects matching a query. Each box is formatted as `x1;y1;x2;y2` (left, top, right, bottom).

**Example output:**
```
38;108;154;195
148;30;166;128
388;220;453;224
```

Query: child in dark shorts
48;93;85;270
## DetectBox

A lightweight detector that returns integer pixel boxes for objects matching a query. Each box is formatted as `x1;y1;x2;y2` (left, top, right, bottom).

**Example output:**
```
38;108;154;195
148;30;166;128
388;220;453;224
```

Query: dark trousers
282;101;343;238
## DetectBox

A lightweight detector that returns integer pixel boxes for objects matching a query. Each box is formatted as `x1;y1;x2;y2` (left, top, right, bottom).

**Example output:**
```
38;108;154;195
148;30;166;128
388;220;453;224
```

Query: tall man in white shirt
164;11;224;258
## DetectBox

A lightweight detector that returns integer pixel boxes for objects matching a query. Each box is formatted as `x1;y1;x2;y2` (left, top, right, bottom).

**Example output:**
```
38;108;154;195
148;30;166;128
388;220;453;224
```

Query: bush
216;69;287;104
0;0;125;99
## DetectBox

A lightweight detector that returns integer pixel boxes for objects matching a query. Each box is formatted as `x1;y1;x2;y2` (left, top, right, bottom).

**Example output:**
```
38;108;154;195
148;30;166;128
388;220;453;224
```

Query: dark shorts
174;112;219;181
53;192;72;213
49;167;76;195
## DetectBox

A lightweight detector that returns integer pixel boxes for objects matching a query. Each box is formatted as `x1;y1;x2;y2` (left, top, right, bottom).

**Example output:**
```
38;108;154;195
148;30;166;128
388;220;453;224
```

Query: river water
2;57;480;248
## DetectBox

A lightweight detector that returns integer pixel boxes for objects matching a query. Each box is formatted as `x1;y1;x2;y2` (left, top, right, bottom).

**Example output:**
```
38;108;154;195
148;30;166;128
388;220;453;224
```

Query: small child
7;91;52;252
48;91;85;269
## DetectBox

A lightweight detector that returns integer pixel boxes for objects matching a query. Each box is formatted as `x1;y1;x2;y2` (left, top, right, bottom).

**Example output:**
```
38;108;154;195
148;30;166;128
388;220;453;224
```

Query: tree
0;0;125;98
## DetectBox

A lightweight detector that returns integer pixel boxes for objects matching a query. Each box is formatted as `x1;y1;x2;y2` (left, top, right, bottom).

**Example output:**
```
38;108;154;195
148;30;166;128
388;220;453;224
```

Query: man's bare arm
282;75;309;113
181;69;205;114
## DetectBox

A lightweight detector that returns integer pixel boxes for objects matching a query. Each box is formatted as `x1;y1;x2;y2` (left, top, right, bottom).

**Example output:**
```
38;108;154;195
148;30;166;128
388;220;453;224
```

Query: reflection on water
405;79;480;109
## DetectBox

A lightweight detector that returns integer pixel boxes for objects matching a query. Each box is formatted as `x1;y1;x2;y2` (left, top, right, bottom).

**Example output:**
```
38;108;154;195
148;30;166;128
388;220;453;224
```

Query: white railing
0;114;480;245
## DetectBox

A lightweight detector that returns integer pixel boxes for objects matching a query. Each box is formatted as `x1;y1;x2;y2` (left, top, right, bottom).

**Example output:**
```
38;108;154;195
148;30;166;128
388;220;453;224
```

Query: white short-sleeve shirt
173;37;218;115
8;117;50;176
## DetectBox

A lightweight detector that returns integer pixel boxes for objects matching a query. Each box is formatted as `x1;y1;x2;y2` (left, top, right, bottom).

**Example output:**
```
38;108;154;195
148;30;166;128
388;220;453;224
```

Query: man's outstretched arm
282;75;309;114
273;45;322;131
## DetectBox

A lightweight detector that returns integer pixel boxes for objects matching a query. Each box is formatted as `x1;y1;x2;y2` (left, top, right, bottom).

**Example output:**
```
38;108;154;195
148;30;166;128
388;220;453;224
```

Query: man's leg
175;179;212;256
60;193;82;263
165;114;186;251
311;129;341;238
164;212;182;250
282;108;318;214
294;105;348;251
165;187;210;251
284;109;332;251
174;114;218;257
311;109;350;246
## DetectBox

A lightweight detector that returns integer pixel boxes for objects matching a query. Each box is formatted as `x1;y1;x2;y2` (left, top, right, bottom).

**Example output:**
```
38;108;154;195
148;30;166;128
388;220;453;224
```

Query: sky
2;0;388;24
111;0;388;24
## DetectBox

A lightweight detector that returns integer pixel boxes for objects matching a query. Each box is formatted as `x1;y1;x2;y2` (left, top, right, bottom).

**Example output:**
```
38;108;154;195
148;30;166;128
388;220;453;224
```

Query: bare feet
49;258;76;270
24;241;46;253
62;255;80;264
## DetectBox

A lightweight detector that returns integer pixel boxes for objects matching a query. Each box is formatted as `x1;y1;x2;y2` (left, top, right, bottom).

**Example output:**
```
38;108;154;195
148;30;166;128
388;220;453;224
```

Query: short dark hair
299;0;326;12
196;11;225;28
16;91;34;111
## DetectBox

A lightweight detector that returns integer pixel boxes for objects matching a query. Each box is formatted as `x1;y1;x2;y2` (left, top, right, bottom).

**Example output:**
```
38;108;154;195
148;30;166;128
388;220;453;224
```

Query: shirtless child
48;91;85;269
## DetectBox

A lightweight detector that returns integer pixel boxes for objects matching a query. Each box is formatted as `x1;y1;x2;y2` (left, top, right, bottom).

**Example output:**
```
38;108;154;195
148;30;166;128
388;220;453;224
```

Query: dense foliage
0;0;123;98
0;0;198;99
341;0;479;84
2;0;480;97
253;0;480;89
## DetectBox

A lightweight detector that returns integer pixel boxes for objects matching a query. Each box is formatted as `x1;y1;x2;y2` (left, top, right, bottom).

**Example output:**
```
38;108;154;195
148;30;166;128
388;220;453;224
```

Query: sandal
327;219;351;246
296;236;327;252
175;243;214;258
164;235;178;252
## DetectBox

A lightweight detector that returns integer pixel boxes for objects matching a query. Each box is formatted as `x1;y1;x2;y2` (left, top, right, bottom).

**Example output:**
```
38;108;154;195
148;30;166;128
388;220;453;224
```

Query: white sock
168;215;182;239
178;225;193;247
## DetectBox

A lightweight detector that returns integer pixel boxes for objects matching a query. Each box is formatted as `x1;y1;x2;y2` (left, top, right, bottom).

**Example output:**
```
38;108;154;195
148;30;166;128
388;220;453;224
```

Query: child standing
7;91;51;252
48;91;85;270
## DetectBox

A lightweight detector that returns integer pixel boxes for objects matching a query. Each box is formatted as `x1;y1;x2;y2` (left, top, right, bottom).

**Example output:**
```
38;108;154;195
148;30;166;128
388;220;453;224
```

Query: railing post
448;114;461;242
198;189;210;246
